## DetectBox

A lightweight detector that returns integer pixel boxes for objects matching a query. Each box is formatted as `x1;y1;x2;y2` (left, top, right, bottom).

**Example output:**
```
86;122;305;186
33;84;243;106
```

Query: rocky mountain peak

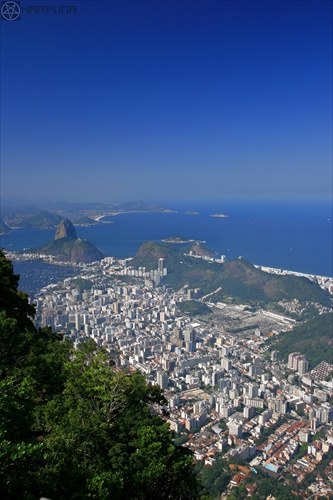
54;219;77;240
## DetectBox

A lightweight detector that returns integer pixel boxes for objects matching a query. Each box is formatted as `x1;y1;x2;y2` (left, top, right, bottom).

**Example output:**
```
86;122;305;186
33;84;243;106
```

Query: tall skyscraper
184;328;196;344
158;258;165;272
75;313;81;331
157;371;168;389
298;359;309;375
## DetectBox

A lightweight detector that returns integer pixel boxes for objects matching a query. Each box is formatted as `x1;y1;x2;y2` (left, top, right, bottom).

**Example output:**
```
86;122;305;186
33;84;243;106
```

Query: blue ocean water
1;201;332;282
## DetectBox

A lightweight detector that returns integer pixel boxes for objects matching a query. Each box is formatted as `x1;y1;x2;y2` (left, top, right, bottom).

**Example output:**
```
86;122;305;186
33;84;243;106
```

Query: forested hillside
271;313;333;368
130;242;331;313
33;236;105;263
0;250;199;499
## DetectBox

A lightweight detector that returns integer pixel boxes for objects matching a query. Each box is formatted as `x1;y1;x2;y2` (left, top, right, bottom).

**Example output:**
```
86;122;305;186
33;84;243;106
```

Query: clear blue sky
1;0;332;203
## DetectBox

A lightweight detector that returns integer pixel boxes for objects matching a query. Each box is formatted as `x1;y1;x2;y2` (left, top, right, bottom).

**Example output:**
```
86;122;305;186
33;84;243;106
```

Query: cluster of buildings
10;253;333;496
122;257;168;285
288;352;310;375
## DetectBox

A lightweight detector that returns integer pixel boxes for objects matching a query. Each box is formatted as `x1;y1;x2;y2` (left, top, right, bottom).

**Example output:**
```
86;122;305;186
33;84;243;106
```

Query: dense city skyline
1;0;332;203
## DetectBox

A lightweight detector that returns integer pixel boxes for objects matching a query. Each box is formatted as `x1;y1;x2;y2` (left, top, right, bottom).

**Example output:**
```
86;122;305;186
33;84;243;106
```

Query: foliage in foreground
0;250;199;499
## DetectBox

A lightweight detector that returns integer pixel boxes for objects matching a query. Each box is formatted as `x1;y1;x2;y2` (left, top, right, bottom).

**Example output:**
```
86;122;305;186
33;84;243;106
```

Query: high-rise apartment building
157;371;169;389
158;258;165;272
288;352;308;372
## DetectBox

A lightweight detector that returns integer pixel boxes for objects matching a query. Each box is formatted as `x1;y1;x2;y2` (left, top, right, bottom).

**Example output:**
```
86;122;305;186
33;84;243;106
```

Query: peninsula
1;200;172;229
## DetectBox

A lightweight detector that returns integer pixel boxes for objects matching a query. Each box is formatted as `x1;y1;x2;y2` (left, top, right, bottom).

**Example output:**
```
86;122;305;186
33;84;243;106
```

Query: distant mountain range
40;200;169;213
130;241;331;316
12;210;63;229
1;201;171;228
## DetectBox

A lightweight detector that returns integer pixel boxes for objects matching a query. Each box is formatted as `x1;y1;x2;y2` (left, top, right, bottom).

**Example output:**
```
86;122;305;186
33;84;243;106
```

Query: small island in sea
162;236;207;244
162;236;194;243
73;216;102;226
210;213;229;218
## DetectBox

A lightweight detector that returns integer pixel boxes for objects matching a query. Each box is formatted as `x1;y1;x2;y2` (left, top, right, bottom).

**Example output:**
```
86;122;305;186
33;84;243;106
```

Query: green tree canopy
0;251;200;499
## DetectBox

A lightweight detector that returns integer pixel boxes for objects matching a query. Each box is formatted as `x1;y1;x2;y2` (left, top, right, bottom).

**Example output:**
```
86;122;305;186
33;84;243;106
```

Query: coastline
2;201;332;278
254;264;333;282
97;209;177;220
6;250;333;295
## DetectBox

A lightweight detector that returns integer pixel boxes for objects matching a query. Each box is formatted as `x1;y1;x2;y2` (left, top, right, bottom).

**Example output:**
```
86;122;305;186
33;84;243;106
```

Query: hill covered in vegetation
130;242;331;315
34;236;105;263
178;300;212;316
187;241;216;257
9;210;63;229
73;216;100;226
27;218;104;264
270;313;333;368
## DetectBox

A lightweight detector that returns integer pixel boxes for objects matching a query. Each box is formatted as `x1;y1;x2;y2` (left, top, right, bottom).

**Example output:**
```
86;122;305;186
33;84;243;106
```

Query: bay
1;201;332;290
10;260;80;296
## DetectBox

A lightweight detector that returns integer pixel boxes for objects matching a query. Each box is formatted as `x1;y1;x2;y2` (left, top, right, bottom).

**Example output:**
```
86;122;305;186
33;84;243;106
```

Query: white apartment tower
158;258;165;273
